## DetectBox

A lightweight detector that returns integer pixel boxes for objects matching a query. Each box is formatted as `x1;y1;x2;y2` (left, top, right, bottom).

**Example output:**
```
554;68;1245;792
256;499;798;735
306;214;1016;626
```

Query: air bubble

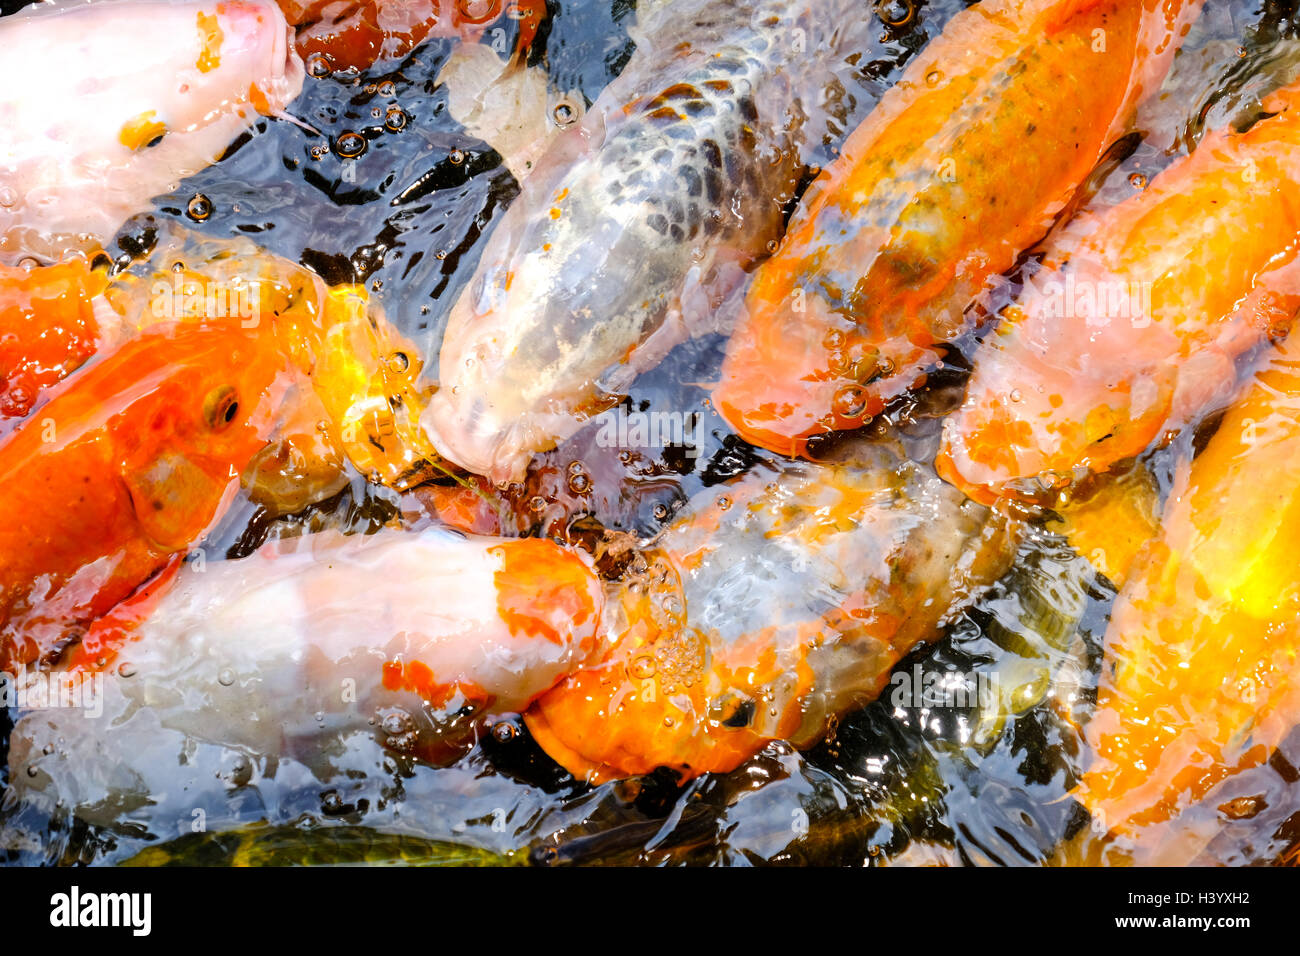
877;0;915;27
335;131;367;159
1128;172;1147;189
306;53;332;78
552;97;581;128
186;194;212;222
832;384;868;419
218;668;236;686
448;148;466;165
384;107;407;132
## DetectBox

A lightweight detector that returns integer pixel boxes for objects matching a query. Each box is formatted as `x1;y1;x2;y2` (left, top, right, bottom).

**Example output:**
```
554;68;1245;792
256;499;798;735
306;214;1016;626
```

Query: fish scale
421;0;880;480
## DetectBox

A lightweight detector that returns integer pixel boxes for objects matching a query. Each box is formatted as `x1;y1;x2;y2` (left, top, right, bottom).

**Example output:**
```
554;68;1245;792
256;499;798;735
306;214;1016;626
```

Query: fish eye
203;385;240;430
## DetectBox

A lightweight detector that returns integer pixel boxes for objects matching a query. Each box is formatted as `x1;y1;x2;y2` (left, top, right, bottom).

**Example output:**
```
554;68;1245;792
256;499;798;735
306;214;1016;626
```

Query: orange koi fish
1074;331;1300;840
1;259;110;422
283;0;545;73
62;528;605;737
526;445;1015;783
0;321;296;671
939;79;1300;505
4;243;440;491
715;0;1201;458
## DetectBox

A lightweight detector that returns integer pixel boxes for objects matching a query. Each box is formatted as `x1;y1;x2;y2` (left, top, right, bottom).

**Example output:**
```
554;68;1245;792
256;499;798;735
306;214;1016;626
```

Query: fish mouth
420;392;532;484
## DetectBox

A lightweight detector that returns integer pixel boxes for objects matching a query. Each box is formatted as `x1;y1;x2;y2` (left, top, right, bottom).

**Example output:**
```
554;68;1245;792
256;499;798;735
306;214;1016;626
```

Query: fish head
937;303;1176;506
133;0;303;140
0;0;305;252
113;323;293;551
715;262;905;458
420;214;645;482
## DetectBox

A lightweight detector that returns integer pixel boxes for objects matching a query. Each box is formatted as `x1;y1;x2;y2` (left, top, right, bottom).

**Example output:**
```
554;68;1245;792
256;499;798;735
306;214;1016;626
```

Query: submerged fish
284;0;545;73
938;78;1300;505
0;258;111;422
122;821;523;866
1073;331;1300;839
0;321;296;671
526;442;1016;783
0;0;304;260
420;0;876;481
714;0;1201;458
60;527;606;743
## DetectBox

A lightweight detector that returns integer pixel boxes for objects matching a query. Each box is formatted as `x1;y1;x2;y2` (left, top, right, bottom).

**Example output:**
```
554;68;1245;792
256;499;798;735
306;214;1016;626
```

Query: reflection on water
2;0;1300;866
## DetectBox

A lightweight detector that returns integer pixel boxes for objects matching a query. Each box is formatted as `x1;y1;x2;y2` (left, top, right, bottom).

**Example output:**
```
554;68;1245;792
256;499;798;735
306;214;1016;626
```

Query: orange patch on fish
380;658;489;709
196;9;224;72
1;259;109;422
118;111;168;151
492;538;599;648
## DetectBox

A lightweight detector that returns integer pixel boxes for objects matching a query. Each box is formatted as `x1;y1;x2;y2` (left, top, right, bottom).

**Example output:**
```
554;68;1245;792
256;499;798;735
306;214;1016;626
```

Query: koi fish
283;0;545;73
0;0;304;260
62;527;606;740
938;79;1300;505
526;443;1016;783
6;238;442;491
0;320;296;671
714;0;1201;458
420;0;879;481
1;258;111;422
1074;330;1300;839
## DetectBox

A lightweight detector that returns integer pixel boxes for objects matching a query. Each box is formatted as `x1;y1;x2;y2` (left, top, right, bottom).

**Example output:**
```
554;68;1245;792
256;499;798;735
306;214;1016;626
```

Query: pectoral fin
123;448;231;553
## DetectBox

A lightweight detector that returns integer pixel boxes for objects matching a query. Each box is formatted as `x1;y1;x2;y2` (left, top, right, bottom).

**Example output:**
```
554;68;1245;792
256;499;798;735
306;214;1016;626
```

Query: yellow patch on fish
196;10;224;73
1048;463;1160;588
118;111;168;152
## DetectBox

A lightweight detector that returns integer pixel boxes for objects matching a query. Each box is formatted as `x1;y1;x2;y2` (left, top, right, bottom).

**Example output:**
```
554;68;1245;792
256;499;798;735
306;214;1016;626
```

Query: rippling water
2;0;1299;866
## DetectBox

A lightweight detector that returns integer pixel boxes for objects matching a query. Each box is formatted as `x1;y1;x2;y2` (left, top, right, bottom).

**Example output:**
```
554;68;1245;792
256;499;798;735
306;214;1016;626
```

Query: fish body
939;80;1300;504
284;0;546;72
420;0;875;480
1075;331;1300;837
0;259;110;422
0;320;295;670
64;527;606;743
715;0;1201;457
0;0;303;259
526;444;1014;783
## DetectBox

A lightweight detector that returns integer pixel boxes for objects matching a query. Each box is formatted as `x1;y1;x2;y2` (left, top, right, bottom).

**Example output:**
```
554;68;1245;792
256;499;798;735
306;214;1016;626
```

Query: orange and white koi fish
420;0;880;481
938;79;1300;505
0;0;303;260
0;320;297;672
1073;330;1300;845
61;527;605;743
526;444;1015;783
715;0;1201;458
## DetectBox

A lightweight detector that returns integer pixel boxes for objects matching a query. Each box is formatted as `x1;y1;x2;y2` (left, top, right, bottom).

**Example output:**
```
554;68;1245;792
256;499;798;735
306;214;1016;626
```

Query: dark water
2;0;1300;866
